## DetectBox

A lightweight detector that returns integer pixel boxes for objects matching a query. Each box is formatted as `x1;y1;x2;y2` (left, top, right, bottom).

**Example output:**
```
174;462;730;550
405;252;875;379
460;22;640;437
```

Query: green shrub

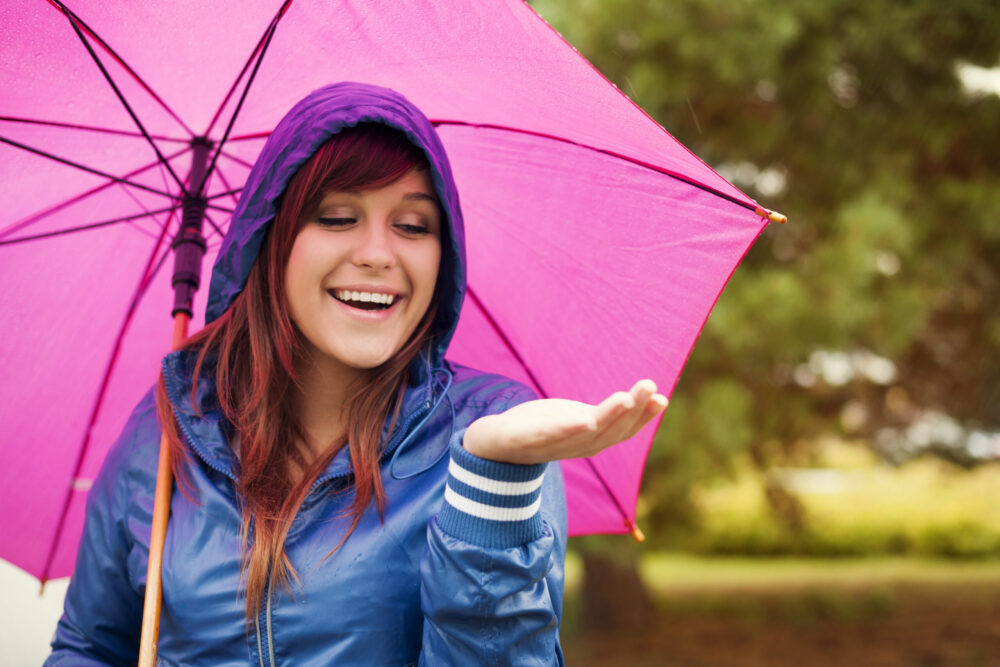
915;522;1000;558
692;514;796;556
680;454;1000;558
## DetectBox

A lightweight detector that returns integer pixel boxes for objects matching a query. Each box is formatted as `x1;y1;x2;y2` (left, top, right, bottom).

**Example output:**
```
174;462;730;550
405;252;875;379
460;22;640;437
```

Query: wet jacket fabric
46;82;567;666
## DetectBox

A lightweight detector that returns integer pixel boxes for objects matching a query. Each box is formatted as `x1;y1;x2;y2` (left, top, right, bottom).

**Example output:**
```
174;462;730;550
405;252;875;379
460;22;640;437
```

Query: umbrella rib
54;2;188;195
0;116;188;143
466;285;638;534
204;0;296;137
225;132;271;143
201;3;290;197
582;458;635;534
465;286;548;400
117;182;177;242
431;120;759;218
0;146;190;241
202;211;226;240
43;0;195;138
0;206;181;246
0;135;176;200
209;178;243;208
155;151;176;210
39;205;177;585
218;150;256;170
206;188;243;200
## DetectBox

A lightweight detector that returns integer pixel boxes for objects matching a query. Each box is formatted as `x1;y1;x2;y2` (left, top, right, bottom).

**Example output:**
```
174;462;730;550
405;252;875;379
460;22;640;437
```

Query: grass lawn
567;551;1000;596
638;552;1000;592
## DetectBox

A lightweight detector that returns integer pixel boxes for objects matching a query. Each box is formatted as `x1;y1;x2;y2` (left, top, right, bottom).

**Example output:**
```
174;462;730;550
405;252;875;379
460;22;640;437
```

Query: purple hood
204;82;467;365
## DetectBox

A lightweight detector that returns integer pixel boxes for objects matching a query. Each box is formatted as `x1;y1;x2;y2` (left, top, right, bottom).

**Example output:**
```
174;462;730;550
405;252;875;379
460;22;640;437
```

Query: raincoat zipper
255;576;276;667
248;402;430;665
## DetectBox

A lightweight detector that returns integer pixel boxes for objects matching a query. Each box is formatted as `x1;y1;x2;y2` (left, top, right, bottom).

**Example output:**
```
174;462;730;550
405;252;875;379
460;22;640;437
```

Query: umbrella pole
138;138;211;667
138;314;189;667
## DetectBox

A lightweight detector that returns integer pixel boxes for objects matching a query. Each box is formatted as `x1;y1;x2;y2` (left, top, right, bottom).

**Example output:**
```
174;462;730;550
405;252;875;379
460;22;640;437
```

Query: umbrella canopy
0;0;773;583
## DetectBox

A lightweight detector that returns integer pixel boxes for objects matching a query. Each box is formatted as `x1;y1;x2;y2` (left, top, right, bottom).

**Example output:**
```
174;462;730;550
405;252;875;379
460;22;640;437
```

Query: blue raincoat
46;83;567;666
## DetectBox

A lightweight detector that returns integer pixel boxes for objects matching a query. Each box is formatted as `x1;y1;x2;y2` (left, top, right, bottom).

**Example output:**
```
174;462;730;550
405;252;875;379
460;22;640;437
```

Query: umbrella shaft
171;139;212;317
138;313;188;666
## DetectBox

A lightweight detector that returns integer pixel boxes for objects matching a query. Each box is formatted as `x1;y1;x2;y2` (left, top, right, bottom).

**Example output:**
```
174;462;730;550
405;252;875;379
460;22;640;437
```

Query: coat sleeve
419;385;567;666
45;393;156;666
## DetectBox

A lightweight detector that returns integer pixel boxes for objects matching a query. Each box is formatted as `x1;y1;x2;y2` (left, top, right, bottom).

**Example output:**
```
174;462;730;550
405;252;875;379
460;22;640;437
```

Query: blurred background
530;0;1000;664
4;1;999;665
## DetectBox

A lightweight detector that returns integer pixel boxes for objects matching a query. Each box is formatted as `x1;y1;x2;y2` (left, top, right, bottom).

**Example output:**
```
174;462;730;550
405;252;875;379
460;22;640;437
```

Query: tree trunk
580;550;655;633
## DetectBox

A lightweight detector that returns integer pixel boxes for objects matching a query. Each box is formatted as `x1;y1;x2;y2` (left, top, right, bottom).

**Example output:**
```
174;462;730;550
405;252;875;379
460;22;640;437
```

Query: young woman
47;82;666;666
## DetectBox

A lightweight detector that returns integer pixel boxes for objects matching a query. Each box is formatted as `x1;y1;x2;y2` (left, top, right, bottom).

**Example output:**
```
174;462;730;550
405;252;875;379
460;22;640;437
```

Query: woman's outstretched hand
462;380;669;465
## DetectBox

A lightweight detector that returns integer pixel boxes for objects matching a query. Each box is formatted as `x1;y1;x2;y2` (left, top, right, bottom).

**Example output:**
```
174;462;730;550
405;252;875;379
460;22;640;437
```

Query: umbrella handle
138;313;189;667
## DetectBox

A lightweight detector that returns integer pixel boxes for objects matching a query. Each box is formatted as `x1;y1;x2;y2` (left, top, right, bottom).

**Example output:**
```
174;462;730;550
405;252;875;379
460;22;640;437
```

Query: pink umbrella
0;0;781;586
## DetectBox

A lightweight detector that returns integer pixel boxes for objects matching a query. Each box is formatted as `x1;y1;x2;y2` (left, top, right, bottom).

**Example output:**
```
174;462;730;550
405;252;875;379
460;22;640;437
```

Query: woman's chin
317;343;400;372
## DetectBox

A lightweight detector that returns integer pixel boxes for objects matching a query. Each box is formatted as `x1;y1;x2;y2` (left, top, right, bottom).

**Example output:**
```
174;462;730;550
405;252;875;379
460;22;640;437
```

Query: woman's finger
647;393;669;416
592;379;656;426
592;390;635;426
593;380;657;439
534;391;631;459
577;381;658;456
615;392;669;443
629;379;658;402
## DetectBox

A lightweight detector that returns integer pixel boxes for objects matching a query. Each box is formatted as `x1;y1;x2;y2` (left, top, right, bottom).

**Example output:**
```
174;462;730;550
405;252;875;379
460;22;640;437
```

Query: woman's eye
316;217;356;228
395;222;430;236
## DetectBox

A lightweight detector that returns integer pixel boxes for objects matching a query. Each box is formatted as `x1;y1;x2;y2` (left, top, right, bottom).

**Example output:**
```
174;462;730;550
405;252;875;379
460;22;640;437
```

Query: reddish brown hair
155;124;438;623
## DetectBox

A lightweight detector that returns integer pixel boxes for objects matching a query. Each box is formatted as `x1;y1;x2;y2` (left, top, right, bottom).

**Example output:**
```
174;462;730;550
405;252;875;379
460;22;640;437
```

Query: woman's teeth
333;290;396;310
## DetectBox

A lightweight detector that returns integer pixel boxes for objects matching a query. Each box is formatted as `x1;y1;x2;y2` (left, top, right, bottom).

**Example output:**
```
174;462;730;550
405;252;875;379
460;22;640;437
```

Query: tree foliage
531;0;1000;541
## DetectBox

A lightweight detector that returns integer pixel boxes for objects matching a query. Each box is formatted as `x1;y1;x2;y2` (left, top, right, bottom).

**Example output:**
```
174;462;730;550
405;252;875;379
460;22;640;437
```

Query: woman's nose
352;220;395;270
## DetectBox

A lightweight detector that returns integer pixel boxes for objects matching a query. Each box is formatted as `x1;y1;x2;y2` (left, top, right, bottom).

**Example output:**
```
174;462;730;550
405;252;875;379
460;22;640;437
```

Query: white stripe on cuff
444;485;543;522
448;459;545;496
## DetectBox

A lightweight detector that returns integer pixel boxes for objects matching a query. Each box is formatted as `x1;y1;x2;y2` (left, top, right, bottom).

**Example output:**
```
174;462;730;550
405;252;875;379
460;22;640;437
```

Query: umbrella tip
39;580;47;597
626;520;646;543
754;206;787;225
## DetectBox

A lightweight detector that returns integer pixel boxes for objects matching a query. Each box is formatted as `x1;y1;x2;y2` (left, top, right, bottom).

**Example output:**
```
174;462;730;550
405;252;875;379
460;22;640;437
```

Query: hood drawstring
390;366;454;480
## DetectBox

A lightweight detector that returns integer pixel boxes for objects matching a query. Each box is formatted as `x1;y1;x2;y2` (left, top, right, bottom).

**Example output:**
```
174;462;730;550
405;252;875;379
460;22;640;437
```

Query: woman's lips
327;288;402;320
331;288;397;307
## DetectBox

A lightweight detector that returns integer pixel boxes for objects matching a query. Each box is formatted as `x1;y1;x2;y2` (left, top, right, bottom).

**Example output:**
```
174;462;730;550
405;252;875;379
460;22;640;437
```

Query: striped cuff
436;432;547;548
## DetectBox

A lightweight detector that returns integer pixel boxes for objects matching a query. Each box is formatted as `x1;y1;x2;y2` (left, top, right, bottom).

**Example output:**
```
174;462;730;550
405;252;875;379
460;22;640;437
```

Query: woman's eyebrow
403;192;438;204
322;191;438;204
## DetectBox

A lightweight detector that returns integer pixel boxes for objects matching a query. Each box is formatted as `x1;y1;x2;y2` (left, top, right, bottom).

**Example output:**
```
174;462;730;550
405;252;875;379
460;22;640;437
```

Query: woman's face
285;168;442;374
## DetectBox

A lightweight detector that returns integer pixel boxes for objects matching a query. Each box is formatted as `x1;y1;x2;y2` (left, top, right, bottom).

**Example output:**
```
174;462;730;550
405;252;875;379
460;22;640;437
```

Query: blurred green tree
529;0;1000;540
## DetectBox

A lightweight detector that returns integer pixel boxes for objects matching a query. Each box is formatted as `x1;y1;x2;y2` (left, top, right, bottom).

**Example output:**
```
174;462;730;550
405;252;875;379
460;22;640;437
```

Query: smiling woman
287;168;442;375
45;83;666;666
